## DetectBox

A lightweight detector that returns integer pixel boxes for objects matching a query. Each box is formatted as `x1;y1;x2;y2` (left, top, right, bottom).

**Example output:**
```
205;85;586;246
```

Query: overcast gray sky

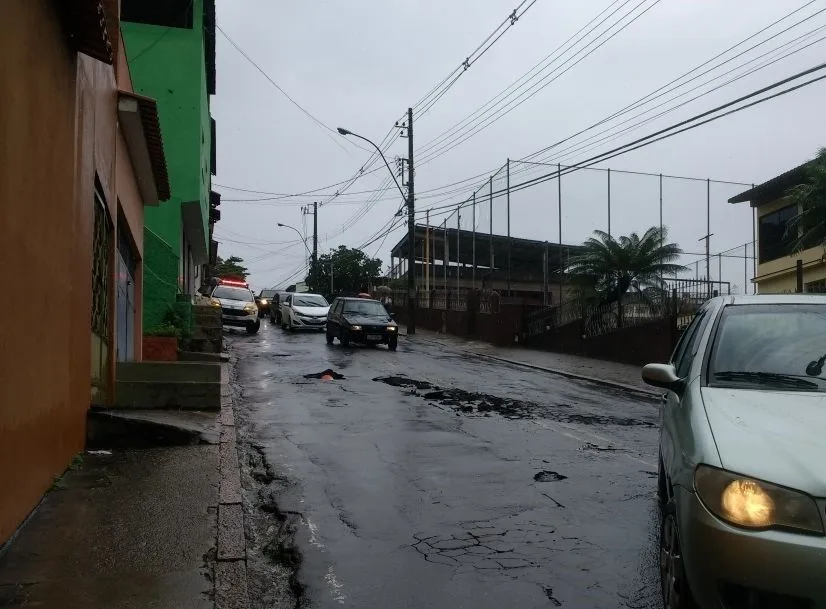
213;0;826;293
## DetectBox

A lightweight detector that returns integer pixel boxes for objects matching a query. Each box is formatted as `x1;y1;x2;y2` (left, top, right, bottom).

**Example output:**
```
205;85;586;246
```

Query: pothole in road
304;369;346;380
374;376;654;426
534;471;567;482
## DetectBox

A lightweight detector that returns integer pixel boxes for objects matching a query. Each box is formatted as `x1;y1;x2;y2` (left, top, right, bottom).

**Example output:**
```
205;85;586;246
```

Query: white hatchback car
280;293;330;331
642;294;826;609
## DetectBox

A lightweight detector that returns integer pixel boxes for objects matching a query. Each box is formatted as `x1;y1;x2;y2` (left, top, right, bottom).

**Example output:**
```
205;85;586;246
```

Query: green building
121;0;219;328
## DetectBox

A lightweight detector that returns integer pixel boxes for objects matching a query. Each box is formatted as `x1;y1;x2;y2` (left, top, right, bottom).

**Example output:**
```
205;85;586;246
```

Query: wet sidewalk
401;327;657;395
0;369;250;609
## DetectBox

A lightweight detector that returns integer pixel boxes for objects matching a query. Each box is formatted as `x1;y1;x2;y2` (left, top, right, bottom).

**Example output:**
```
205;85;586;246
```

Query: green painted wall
122;0;211;328
142;228;179;329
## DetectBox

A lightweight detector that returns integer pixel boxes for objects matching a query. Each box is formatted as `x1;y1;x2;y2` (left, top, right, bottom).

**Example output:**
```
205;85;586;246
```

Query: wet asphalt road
228;320;663;609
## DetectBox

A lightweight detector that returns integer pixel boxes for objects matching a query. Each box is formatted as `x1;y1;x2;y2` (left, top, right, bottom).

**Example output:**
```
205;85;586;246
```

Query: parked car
326;297;398;350
280;293;330;331
267;290;291;324
255;289;276;318
209;279;260;334
642;294;826;609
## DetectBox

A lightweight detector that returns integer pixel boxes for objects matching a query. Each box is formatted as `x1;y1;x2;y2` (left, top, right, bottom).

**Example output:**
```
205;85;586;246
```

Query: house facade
121;0;218;329
0;0;169;544
730;161;826;294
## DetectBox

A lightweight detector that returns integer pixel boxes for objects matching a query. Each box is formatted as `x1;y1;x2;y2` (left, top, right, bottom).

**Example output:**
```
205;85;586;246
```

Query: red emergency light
218;277;249;288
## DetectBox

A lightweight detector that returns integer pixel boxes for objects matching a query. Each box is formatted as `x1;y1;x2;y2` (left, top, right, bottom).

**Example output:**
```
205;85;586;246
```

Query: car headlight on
350;325;362;331
210;298;221;308
260;299;268;305
387;326;397;331
694;465;823;534
243;304;258;314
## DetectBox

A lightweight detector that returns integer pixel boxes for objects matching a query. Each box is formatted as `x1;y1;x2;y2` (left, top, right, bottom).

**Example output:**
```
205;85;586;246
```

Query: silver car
642;294;826;609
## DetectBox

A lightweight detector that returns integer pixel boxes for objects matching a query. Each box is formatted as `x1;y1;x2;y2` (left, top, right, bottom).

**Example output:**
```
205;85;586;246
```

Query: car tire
247;320;260;335
660;502;697;609
340;331;350;347
388;336;398;351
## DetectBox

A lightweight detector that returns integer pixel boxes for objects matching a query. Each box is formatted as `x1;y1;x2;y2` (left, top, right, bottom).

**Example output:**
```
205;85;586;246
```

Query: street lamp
276;222;311;255
338;123;416;334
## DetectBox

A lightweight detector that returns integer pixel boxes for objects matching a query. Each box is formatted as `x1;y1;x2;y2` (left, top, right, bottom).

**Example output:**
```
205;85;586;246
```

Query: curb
214;360;250;609
404;332;659;399
473;353;660;398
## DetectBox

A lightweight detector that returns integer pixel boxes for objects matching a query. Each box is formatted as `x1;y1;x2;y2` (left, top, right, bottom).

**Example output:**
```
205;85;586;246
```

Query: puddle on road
374;375;654;427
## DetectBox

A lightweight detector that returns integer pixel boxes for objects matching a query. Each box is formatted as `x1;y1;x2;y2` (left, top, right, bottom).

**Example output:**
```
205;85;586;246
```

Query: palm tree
567;226;685;326
786;147;826;253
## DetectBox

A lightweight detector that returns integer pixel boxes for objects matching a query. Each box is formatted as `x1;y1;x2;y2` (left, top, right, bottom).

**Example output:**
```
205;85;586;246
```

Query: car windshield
293;295;328;307
213;287;253;302
708;303;826;391
343;300;387;316
260;290;276;298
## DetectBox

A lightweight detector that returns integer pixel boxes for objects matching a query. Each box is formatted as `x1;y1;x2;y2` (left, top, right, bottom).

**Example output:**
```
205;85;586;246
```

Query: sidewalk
0;366;249;609
401;327;657;396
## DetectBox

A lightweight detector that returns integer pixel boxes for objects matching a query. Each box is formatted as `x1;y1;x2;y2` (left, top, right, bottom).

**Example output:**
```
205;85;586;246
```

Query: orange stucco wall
0;1;145;544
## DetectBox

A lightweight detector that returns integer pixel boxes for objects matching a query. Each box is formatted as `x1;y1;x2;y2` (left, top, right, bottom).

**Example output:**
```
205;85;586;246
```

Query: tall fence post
443;219;448;301
744;243;748;296
659;173;663;287
607;167;611;237
797;259;804;293
472;192;476;289
489;175;494;289
557;163;563;308
706;178;711;298
505;159;512;297
457;209;461;296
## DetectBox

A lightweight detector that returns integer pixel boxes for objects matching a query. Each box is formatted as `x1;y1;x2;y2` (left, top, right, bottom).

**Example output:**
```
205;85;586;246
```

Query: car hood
701;387;826;495
344;314;395;326
293;305;329;317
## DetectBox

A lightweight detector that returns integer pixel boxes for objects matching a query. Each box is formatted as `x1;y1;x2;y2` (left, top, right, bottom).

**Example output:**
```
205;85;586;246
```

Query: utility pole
698;232;714;297
406;107;416;334
312;201;318;292
425;209;430;305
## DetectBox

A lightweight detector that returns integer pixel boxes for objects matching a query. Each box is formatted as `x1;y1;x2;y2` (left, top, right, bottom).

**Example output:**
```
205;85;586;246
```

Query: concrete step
114;380;221;411
116;361;221;383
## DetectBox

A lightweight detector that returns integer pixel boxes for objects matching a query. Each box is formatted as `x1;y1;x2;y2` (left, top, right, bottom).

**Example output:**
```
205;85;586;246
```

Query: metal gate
90;188;112;404
116;228;137;362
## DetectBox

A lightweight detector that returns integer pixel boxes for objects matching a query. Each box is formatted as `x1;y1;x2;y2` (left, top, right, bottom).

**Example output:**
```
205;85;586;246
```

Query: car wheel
340;331;350;347
388;336;398;351
247;320;260;335
660;502;696;609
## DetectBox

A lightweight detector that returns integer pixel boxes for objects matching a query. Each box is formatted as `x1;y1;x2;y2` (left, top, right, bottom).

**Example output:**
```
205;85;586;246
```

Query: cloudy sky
213;0;826;293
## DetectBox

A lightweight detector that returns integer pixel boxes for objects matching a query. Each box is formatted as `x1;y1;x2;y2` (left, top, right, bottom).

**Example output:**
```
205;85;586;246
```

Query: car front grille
222;308;247;317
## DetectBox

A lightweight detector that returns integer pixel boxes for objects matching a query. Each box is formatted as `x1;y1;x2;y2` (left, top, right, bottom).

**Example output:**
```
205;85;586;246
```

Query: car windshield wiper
713;371;820;390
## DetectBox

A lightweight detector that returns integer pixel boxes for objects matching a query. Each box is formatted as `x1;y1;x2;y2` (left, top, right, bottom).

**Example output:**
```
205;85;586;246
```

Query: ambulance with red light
208;278;260;334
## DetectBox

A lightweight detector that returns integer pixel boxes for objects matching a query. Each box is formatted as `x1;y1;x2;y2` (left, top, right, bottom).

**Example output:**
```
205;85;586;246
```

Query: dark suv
326;297;398;350
255;289;276;318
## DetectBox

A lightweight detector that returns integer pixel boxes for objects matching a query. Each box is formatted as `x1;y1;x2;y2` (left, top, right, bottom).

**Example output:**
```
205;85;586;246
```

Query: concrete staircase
115;361;222;411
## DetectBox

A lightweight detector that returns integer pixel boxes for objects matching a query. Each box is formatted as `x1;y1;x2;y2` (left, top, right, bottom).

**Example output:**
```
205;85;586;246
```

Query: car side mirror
641;363;683;391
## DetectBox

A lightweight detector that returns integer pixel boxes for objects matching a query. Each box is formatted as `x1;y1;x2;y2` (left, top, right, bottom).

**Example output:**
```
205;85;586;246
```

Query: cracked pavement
228;322;663;608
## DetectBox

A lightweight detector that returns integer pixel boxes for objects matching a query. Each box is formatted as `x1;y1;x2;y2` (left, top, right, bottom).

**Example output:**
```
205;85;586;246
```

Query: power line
418;0;663;164
414;0;539;119
217;24;372;155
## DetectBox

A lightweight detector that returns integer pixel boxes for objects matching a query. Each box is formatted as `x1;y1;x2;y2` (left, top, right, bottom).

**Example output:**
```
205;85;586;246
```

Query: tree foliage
567;226;685;303
214;255;249;279
786;147;826;253
307;246;383;295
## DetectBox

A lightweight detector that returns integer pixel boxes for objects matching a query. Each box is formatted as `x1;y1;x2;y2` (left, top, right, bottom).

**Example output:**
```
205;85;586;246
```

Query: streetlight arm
337;128;408;204
277;223;312;255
